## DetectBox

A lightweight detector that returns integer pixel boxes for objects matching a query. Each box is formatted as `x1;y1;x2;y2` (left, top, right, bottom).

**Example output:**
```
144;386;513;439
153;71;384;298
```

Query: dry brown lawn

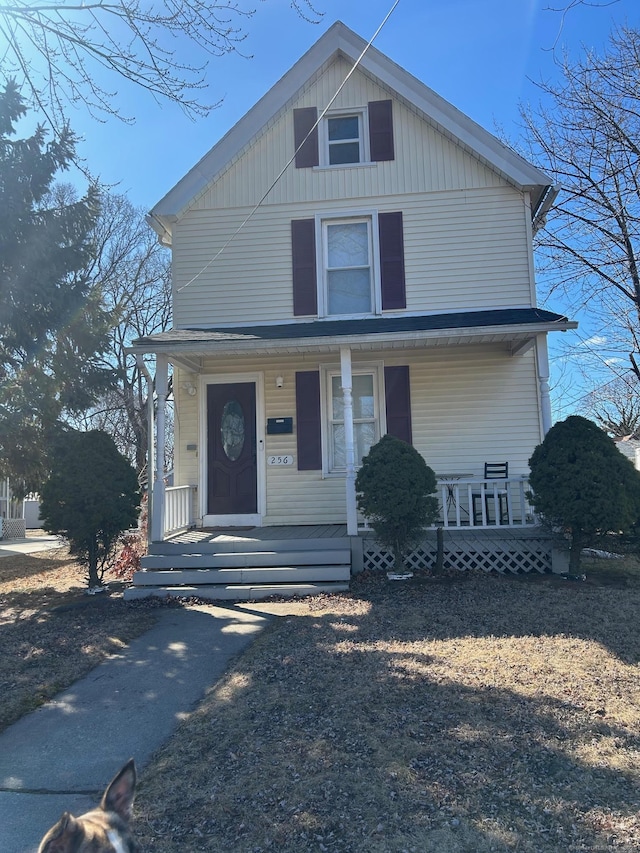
2;542;640;852
135;563;640;853
0;542;159;731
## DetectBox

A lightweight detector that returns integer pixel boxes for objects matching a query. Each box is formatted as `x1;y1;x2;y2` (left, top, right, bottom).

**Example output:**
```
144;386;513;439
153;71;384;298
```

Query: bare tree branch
518;26;640;390
0;0;323;131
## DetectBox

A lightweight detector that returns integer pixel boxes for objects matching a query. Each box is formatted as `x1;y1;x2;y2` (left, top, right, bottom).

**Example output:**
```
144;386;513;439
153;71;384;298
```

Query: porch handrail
437;476;535;529
164;484;196;537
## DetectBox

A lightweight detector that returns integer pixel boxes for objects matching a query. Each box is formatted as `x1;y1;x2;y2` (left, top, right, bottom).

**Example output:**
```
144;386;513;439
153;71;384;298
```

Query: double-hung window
294;100;394;169
326;369;381;472
326;113;365;165
292;210;405;318
323;217;374;316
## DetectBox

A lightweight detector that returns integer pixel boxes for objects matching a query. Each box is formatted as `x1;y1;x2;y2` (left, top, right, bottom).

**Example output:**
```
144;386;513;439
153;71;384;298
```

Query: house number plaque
267;455;294;466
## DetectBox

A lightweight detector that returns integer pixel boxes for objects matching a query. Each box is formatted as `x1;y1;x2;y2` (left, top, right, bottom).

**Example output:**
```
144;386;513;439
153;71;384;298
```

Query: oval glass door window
220;400;245;461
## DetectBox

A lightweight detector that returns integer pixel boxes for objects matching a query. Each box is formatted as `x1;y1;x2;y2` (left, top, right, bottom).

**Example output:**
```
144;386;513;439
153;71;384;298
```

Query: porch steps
124;534;352;601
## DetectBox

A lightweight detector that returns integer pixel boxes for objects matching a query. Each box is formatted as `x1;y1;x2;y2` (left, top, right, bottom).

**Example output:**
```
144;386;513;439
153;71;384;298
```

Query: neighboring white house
132;21;577;541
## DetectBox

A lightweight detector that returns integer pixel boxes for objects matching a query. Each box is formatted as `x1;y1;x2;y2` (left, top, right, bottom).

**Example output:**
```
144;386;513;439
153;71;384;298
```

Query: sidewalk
0;534;63;559
0;602;271;852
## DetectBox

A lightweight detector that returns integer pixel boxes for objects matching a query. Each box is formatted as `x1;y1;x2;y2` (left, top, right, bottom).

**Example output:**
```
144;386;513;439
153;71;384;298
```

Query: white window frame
319;107;370;167
320;363;386;476
315;210;381;319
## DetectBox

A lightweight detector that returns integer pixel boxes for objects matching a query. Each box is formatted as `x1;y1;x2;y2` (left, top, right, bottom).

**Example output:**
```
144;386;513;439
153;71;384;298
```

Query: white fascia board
148;21;552;229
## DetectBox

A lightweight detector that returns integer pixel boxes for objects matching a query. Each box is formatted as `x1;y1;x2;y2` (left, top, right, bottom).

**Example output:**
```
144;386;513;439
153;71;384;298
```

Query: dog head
38;759;139;853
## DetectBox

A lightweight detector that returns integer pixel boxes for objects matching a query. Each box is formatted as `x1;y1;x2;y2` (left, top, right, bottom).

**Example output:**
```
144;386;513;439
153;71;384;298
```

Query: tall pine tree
0;80;115;494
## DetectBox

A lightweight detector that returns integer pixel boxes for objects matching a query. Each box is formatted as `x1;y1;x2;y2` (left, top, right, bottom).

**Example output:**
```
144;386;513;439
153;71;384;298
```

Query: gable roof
148;21;555;241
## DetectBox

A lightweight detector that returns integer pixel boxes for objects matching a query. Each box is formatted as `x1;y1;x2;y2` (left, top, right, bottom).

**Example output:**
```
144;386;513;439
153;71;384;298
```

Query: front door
207;382;257;516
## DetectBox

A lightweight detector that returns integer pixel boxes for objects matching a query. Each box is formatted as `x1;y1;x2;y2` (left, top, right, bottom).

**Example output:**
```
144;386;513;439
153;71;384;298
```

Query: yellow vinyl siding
173;186;531;327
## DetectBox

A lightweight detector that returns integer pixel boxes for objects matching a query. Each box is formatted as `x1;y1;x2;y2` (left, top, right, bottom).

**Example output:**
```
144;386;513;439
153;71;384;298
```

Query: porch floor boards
166;524;348;546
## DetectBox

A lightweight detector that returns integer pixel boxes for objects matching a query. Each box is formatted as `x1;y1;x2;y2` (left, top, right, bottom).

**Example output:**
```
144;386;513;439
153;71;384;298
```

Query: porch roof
129;307;576;361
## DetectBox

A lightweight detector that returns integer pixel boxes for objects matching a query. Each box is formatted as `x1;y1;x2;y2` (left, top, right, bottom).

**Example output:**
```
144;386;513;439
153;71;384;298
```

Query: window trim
315;210;381;319
319;107;371;168
320;362;386;476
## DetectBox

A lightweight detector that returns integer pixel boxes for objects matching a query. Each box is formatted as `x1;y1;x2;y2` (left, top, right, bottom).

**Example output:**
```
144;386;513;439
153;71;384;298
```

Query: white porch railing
437;477;535;528
164;485;196;537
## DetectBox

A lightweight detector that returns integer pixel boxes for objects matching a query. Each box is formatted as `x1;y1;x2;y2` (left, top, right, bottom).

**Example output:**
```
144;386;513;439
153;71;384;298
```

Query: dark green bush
355;434;438;574
528;415;640;572
40;430;140;589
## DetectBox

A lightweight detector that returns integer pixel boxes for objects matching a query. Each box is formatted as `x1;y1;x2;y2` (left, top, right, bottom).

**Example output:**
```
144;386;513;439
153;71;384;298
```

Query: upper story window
324;218;373;315
294;100;394;169
326;112;367;165
292;210;406;318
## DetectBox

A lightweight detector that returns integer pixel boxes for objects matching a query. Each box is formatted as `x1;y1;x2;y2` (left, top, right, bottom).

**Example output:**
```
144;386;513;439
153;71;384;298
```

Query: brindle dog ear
38;812;81;853
101;759;137;823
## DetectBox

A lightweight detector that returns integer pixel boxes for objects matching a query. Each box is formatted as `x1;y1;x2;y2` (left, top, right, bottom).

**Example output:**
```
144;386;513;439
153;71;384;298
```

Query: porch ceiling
129;308;576;361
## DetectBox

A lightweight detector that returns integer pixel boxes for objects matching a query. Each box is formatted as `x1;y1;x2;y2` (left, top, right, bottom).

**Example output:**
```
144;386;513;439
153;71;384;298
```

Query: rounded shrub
355;434;439;575
528;415;640;571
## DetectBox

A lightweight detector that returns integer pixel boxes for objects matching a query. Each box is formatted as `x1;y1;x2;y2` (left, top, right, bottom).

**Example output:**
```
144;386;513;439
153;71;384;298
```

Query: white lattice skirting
363;528;554;575
1;518;26;539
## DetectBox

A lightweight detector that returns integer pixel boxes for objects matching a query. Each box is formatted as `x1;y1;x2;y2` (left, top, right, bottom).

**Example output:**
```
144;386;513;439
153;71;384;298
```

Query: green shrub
40;430;140;589
355;434;438;574
528;415;640;572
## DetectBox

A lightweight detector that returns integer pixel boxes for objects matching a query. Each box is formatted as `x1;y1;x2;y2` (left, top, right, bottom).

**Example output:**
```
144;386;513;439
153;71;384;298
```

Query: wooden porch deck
166;524;348;546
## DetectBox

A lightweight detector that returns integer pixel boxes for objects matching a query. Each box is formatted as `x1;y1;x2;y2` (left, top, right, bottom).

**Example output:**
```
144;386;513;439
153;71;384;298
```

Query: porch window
328;371;379;471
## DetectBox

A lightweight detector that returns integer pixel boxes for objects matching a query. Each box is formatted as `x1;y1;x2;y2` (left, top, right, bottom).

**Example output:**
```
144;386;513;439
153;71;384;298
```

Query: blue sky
12;0;640;419
63;0;638;210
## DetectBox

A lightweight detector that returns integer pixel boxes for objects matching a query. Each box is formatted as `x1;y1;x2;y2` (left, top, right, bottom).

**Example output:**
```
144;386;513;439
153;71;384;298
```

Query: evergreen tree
528;415;640;572
356;434;439;575
0;80;115;494
40;430;140;589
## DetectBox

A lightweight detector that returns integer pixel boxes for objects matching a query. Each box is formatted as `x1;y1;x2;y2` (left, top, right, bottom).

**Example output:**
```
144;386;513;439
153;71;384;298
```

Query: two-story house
128;22;576;598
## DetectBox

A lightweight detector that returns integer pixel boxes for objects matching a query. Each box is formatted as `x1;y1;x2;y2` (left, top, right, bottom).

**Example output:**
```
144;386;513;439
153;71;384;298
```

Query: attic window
293;101;394;169
321;110;369;166
327;114;363;164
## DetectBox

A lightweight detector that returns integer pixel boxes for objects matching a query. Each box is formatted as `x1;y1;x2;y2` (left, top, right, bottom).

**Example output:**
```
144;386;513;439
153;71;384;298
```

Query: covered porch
130;308;571;545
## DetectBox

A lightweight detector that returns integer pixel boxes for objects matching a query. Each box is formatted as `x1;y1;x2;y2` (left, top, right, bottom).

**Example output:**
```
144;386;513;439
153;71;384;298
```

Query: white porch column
151;354;169;542
340;346;358;536
536;334;552;435
136;356;155;546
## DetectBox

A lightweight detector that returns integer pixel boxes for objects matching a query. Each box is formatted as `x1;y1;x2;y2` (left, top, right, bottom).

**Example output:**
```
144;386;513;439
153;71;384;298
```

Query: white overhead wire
177;0;402;293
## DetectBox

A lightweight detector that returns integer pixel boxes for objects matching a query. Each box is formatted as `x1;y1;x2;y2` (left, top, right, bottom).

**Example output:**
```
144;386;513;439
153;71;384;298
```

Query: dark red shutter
291;219;317;316
294;107;319;168
368;100;394;162
296;371;322;470
384;365;412;445
379;212;406;310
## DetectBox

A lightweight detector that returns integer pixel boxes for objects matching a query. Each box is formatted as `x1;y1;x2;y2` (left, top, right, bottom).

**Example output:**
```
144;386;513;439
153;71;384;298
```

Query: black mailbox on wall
267;417;293;435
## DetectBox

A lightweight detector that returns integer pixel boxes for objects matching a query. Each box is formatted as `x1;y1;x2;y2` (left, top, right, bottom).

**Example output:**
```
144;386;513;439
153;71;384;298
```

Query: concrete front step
124;581;350;602
140;549;352;571
133;565;351;586
149;537;350;555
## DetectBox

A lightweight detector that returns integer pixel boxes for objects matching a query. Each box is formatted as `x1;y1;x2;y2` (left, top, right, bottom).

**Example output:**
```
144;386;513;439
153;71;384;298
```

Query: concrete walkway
0;534;63;559
0;602;271;852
